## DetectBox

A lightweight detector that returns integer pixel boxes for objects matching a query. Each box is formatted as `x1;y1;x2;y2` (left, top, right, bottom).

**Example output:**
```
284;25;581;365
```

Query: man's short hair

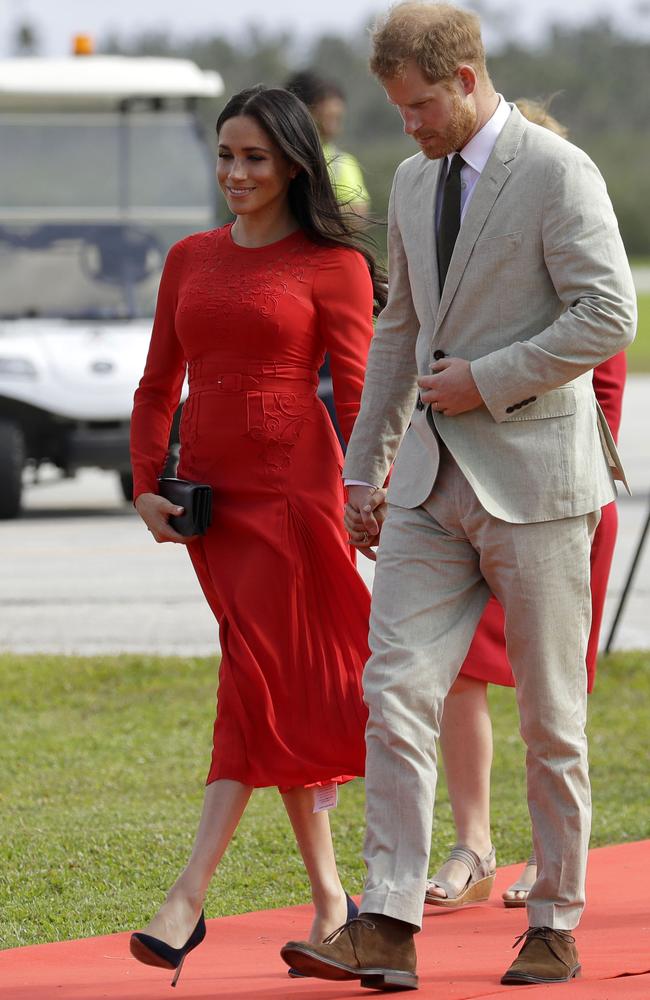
369;2;488;84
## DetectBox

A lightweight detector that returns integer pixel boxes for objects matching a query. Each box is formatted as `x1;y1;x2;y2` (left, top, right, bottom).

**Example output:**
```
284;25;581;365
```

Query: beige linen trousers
343;106;637;930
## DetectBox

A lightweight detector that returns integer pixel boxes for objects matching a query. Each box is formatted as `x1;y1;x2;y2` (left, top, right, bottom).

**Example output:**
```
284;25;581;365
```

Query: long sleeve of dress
130;242;188;500
313;248;374;444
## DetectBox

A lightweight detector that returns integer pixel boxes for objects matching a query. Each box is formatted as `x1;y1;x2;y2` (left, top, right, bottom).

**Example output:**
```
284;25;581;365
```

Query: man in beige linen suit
281;2;637;991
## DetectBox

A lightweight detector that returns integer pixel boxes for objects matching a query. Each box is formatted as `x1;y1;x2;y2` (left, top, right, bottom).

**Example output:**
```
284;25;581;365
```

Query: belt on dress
187;361;318;396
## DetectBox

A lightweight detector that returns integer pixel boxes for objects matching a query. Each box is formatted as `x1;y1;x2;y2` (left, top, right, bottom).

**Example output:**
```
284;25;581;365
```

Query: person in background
424;96;628;911
286;70;372;445
286;69;371;215
128;85;384;987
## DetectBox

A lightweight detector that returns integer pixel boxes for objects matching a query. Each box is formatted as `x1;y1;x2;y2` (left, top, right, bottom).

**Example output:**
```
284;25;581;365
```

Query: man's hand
134;492;198;545
418;357;483;416
344;485;388;562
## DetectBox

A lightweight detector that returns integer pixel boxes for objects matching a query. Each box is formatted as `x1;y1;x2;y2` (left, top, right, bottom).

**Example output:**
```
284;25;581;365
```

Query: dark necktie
436;152;465;293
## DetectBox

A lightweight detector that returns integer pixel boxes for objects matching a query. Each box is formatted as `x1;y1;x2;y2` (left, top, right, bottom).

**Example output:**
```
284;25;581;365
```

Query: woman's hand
134;492;198;544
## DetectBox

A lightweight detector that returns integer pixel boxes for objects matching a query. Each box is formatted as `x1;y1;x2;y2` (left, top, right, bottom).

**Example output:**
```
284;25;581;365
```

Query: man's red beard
414;93;477;160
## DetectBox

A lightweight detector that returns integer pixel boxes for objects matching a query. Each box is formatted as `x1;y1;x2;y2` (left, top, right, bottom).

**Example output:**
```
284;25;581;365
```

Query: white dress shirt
436;96;511;225
346;97;512;491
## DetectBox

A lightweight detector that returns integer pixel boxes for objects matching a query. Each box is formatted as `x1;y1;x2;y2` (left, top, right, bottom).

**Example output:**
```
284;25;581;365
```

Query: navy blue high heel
288;893;358;979
130;910;206;987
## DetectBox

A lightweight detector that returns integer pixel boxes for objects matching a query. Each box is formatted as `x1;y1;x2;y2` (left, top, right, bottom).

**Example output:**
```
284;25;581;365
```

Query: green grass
1;650;649;949
628;293;650;372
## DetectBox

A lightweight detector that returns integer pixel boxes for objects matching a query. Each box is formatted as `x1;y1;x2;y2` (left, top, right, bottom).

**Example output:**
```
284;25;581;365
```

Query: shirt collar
447;96;511;175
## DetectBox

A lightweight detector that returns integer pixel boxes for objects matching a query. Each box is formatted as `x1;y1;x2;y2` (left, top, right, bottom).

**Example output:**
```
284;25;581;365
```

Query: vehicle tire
119;471;134;503
0;420;25;519
163;445;179;478
119;447;177;503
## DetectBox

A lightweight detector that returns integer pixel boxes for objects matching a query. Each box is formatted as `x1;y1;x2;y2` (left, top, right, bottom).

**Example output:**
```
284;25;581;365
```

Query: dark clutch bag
158;477;213;536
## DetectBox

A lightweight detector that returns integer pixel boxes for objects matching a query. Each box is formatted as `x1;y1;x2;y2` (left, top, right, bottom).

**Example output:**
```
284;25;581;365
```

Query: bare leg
428;675;494;899
281;787;350;943
141;778;252;948
503;856;538;904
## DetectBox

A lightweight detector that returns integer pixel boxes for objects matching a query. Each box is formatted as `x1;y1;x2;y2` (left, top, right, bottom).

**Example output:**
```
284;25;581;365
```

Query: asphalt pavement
1;375;648;657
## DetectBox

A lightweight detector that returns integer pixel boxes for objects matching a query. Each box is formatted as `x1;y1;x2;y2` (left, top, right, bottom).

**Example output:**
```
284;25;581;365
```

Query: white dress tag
312;782;338;813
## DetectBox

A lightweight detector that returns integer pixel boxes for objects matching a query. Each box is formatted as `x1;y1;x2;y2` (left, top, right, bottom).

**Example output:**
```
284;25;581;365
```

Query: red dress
130;225;372;788
460;351;627;692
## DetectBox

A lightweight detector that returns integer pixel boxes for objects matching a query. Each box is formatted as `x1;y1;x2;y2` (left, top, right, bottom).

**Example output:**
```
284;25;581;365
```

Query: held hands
134;492;198;545
344;485;388;562
417;357;483;416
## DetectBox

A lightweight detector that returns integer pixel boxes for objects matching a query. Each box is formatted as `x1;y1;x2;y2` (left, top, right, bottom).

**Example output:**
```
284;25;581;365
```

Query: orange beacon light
73;34;94;56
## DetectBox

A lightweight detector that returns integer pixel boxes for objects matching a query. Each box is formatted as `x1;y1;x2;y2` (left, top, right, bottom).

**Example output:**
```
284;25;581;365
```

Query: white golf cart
0;48;223;517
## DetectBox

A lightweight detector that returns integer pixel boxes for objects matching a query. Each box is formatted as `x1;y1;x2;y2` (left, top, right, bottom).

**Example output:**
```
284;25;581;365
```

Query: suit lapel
435;107;527;330
413;156;444;320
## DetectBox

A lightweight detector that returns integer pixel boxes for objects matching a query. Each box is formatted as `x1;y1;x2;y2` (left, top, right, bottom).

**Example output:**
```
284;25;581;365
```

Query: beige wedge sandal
502;853;537;908
424;844;496;908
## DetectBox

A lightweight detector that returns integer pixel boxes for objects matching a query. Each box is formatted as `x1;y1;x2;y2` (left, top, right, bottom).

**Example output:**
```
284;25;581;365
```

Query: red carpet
2;841;649;999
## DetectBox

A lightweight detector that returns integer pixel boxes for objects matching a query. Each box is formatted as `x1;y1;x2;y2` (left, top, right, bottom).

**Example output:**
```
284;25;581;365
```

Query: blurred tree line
102;19;650;255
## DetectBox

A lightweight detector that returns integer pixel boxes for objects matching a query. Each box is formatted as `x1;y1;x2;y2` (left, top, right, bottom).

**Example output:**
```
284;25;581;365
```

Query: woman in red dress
424;350;627;907
128;86;383;984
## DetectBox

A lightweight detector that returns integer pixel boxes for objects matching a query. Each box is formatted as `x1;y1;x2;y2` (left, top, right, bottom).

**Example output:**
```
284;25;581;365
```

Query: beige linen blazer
343;106;637;523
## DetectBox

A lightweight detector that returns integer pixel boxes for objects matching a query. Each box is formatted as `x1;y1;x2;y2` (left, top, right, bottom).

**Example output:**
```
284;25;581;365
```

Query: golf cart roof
0;55;224;108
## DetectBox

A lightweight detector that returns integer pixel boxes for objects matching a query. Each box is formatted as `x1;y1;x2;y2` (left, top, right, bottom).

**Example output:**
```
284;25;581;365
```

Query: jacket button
506;405;515;413
433;350;446;361
416;397;424;410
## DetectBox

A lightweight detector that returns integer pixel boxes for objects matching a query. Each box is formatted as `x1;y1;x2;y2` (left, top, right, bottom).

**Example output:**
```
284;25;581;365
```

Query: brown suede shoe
280;913;418;991
501;927;581;985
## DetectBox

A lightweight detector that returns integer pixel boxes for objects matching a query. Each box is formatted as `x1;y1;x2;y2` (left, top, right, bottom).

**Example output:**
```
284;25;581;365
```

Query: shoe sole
502;898;528;909
360;970;420;991
501;964;581;985
425;873;495;908
280;946;418;991
129;936;175;970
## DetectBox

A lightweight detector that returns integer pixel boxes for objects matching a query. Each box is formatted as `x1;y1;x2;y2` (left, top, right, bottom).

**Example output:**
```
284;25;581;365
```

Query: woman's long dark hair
216;85;387;315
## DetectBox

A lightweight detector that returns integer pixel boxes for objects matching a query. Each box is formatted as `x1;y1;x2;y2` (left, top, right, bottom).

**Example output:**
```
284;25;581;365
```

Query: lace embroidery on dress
181;230;331;486
247;390;315;484
178;228;336;481
181;230;332;320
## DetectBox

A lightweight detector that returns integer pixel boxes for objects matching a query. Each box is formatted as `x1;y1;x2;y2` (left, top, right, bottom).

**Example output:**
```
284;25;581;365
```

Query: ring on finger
362;531;369;543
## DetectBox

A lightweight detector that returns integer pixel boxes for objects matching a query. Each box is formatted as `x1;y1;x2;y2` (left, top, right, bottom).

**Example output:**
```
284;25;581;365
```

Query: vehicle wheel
163;445;179;478
0;420;25;519
119;471;134;502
